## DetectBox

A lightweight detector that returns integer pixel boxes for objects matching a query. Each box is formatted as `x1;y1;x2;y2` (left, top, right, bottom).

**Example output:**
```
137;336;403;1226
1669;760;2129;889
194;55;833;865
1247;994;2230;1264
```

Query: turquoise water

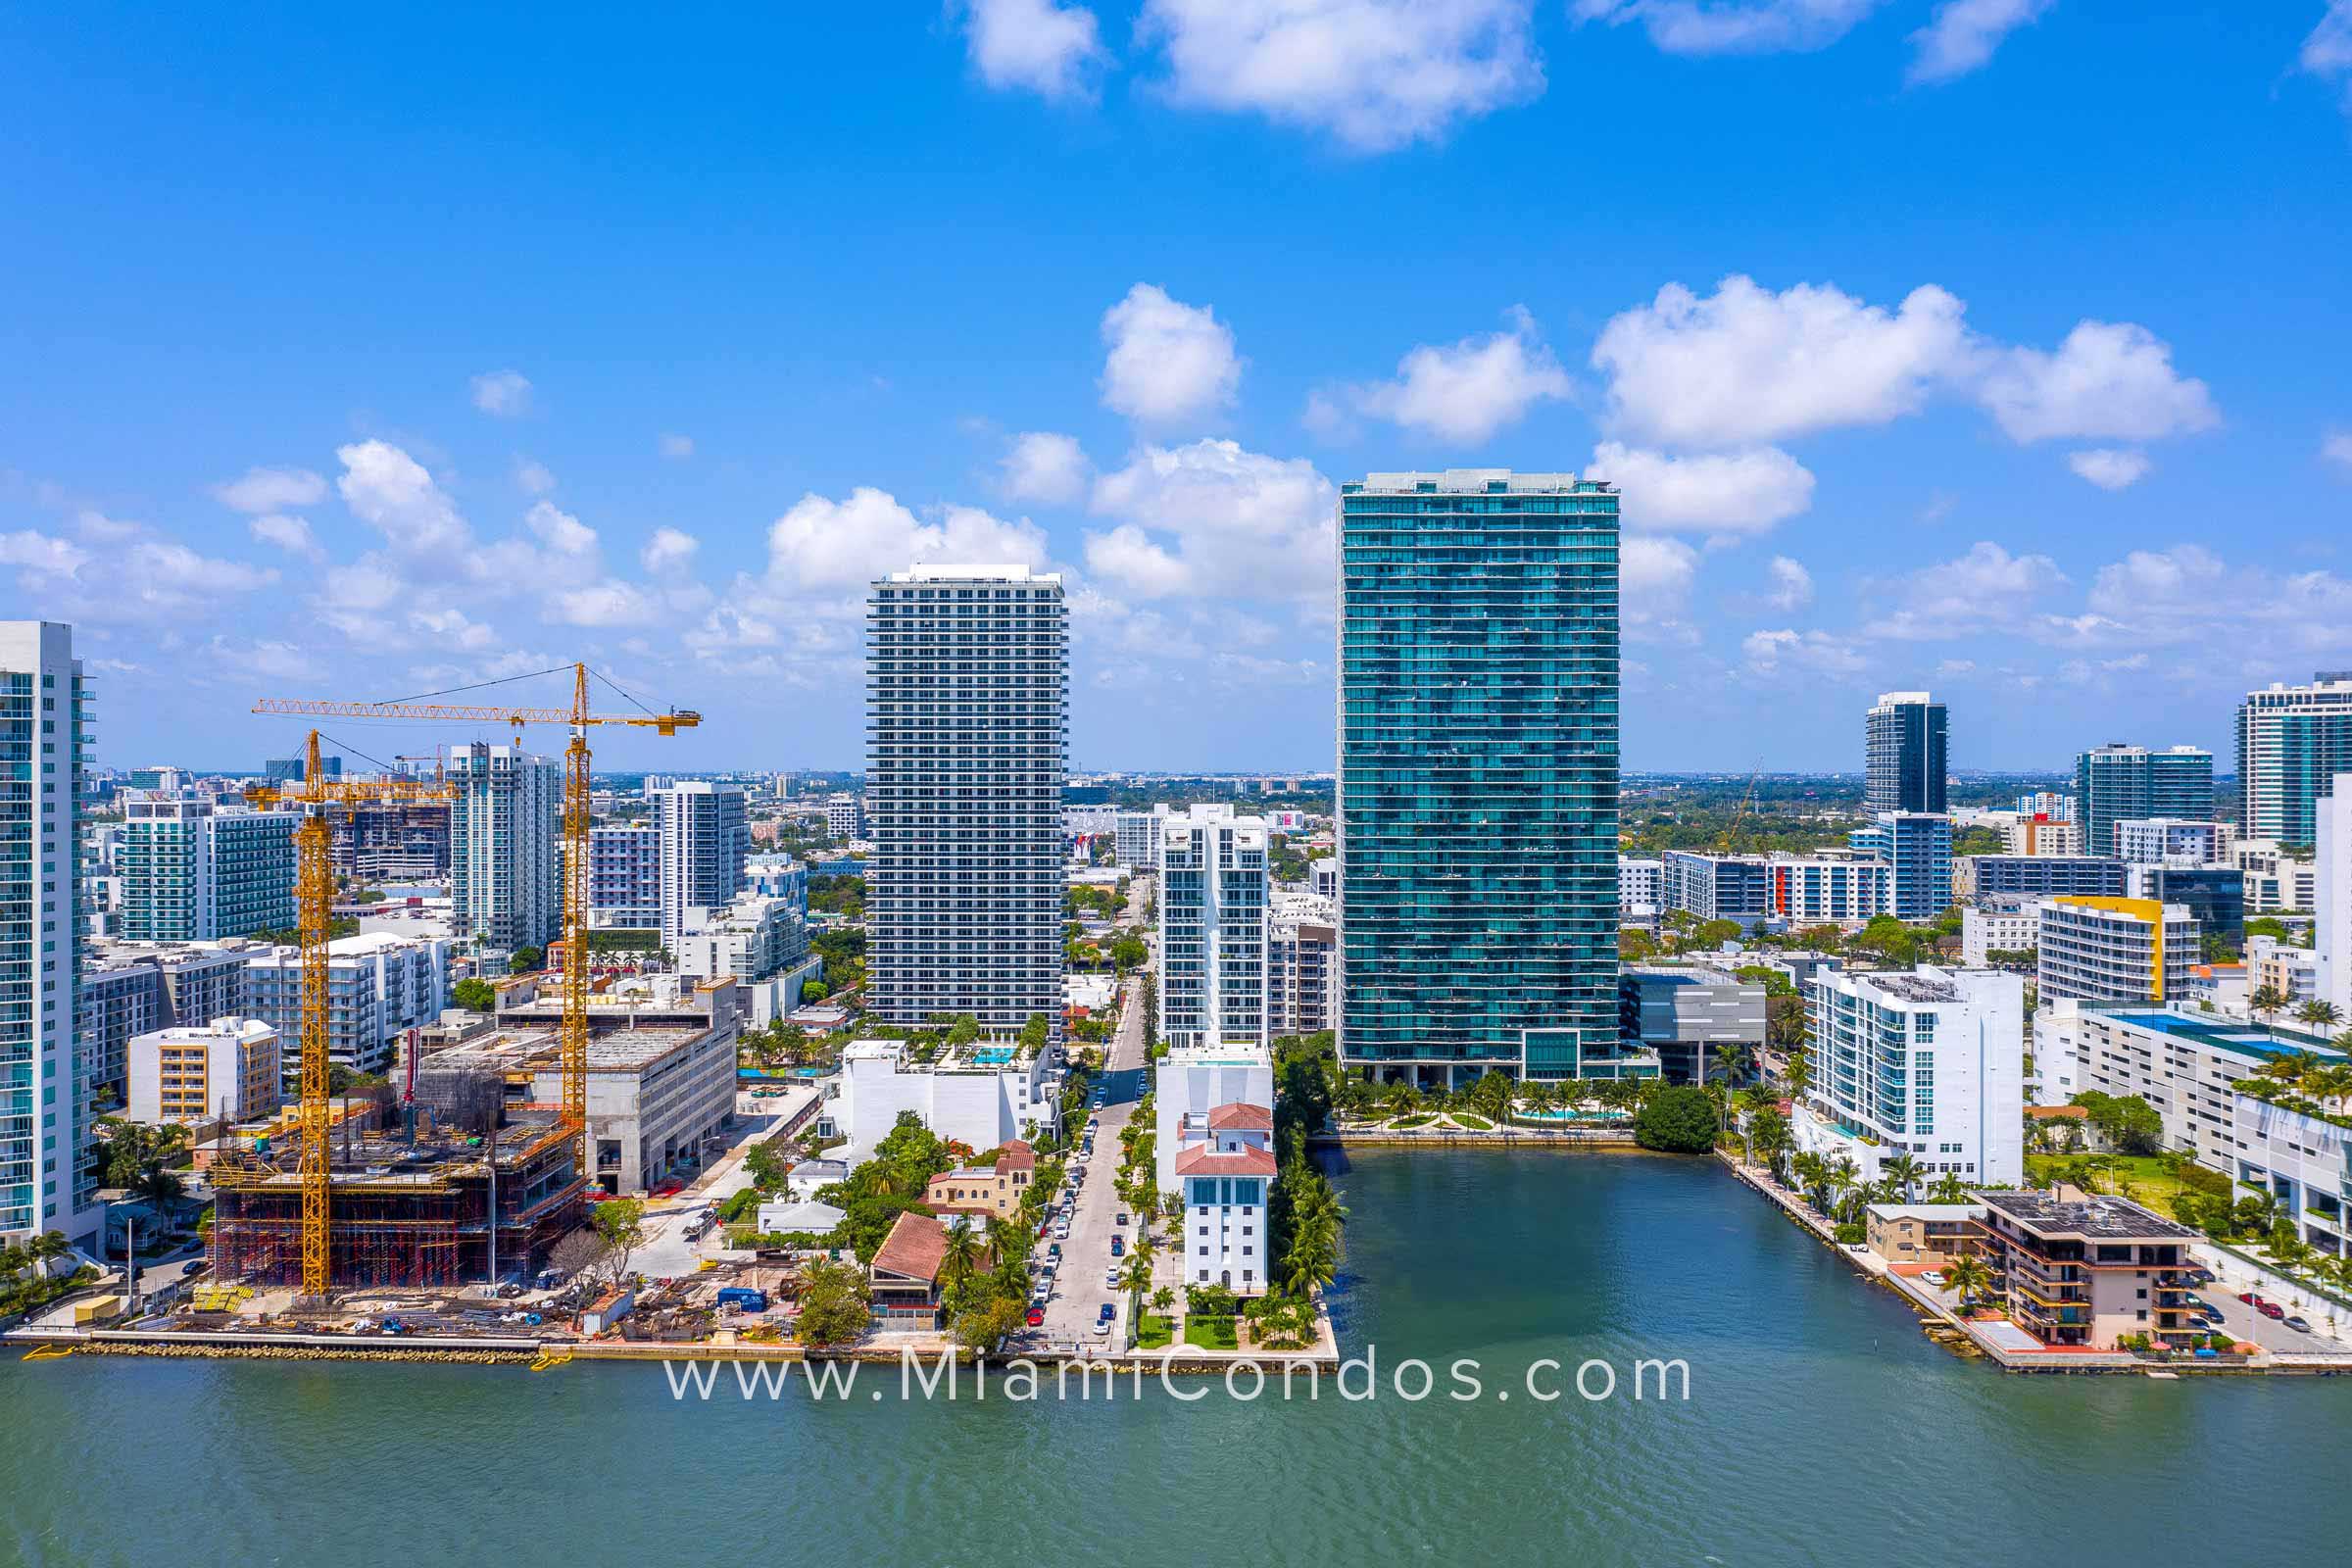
6;1152;2350;1565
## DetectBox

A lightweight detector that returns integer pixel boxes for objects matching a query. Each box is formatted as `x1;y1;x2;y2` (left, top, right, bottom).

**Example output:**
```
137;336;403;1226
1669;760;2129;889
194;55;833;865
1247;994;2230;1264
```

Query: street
1035;966;1150;1348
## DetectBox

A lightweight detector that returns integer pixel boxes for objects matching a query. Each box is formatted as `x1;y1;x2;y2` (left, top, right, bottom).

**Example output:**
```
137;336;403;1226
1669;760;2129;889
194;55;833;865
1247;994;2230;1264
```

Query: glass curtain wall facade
449;744;561;961
2236;674;2352;846
1865;692;1948;814
2075;743;2214;858
867;565;1067;1041
1338;470;1619;1085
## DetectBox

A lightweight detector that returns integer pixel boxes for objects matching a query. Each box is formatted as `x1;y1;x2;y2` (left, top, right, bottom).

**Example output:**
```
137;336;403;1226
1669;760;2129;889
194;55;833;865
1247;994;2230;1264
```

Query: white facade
866;566;1067;1039
587;822;660;929
125;1017;281;1126
1266;890;1338;1040
1115;806;1172;870
1795;965;2025;1189
652;780;750;955
1765;854;1890;925
2117;817;2227;865
242;931;452;1079
1618;857;1661;923
1961;897;2041;966
2036;897;2198;1004
674;891;812;986
830;1039;1059;1163
2000;813;2082;857
2319;773;2352;1018
823;792;864;842
118;796;297;942
2247;935;2319;1006
2234;839;2318;914
1308;857;1338;900
1153;1042;1275;1196
1156;805;1270;1050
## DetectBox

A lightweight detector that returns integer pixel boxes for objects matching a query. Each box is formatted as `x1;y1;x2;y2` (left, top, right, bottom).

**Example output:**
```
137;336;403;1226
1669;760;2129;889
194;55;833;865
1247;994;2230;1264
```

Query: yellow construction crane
1717;760;1766;854
242;729;454;1298
255;664;701;1199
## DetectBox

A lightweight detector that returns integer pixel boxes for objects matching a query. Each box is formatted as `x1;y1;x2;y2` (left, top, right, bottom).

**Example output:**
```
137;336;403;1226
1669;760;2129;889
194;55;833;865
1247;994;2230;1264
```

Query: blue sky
4;2;2349;774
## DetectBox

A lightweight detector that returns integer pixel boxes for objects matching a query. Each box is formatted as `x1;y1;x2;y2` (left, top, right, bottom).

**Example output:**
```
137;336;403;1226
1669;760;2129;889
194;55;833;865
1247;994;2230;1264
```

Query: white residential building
1794;965;2025;1188
1169;1102;1276;1296
1961;896;2042;966
744;853;809;907
1156;805;1270;1050
1267;890;1338;1040
2247;934;2319;1007
2001;812;2082;857
2233;838;2317;914
1618;857;1662;926
2036;896;2198;1004
1308;857;1338;900
242;931;453;1080
118;795;297;942
2117;817;2228;865
1114;805;1172;871
125;1017;281;1126
450;743;561;961
866;565;1067;1040
830;1038;1060;1163
1765;854;1889;925
587;822;660;929
1153;1042;1276;1195
2319;773;2352;1018
674;892;821;1026
824;792;864;842
652;780;750;955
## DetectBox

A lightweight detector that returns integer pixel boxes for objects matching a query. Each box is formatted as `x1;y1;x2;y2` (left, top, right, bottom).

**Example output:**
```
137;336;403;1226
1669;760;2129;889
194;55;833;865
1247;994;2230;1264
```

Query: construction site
208;1107;587;1290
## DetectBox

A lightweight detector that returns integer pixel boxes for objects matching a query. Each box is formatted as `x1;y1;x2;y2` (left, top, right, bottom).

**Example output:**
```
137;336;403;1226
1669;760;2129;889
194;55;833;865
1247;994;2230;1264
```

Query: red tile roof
1177;1145;1277;1178
1207;1102;1272;1131
870;1210;951;1284
995;1139;1036;1171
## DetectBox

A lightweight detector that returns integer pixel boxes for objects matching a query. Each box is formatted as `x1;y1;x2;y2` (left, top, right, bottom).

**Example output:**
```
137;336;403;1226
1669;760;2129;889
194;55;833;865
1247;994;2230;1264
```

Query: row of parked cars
2237;1291;2315;1335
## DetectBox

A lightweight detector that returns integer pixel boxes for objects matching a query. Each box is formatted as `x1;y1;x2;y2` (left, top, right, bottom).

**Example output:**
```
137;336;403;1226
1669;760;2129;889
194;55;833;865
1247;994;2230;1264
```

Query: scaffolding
210;1116;585;1290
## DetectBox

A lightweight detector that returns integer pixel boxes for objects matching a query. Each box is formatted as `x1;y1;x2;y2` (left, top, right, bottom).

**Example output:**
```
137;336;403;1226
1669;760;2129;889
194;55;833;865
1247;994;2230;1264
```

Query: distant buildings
450;743;561;961
1957;855;2127;902
2125;862;2244;945
2;619;99;1242
1766;854;1890;925
2036;897;2198;1004
1794;964;2024;1189
1960;896;2041;966
1618;856;1663;928
1308;856;1338;900
2236;671;2352;845
119;795;296;941
1155;805;1269;1050
2075;743;2213;858
1114;805;1172;870
866;565;1067;1040
125;1017;280;1126
1865;691;1947;814
2001;812;2081;856
2117;817;2227;864
329;799;450;881
1618;966;1765;1083
673;891;820;1025
652;779;749;955
1848;810;1952;920
587;822;661;929
1660;851;1769;928
823;791;865;843
1337;470;1618;1086
1266;891;1338;1040
244;931;452;1080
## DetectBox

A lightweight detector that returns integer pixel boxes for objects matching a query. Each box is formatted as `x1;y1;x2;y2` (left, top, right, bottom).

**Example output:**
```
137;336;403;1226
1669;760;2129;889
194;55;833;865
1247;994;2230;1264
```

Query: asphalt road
2190;1255;2349;1352
1035;969;1149;1348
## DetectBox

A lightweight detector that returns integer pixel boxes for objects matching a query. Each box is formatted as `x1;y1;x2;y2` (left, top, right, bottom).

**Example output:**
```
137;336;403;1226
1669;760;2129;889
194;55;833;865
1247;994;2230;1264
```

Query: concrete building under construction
208;1107;586;1290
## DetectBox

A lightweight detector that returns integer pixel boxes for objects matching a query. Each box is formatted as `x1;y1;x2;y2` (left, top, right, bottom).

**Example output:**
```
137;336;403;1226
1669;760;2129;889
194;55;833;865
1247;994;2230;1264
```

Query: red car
2237;1292;2257;1305
2259;1302;2286;1320
653;1182;684;1198
1024;1306;1045;1327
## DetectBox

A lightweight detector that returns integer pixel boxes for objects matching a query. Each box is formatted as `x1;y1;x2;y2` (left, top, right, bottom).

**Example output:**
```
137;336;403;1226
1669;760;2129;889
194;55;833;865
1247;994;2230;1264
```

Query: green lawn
1450;1112;1493;1130
1391;1114;1435;1129
1184;1316;1240;1349
2023;1153;2198;1214
1134;1312;1172;1349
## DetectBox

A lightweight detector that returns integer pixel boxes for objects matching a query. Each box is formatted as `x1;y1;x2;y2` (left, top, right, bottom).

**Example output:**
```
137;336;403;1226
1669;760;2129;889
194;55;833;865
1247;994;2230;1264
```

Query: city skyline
5;8;2350;773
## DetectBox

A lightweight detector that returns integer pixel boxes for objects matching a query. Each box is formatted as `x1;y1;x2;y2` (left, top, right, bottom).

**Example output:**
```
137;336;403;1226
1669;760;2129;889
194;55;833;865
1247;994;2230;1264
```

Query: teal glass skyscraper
1337;470;1619;1085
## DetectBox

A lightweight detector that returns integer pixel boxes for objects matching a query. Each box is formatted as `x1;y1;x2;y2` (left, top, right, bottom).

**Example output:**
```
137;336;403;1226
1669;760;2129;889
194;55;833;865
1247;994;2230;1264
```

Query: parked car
1109;1235;1125;1257
1114;1210;1129;1227
1091;1318;1112;1337
1098;1301;1116;1323
1025;1306;1046;1327
2238;1292;2258;1305
2286;1316;2314;1334
2187;1267;2216;1284
1047;1242;1061;1258
1921;1271;1945;1287
1104;1267;1121;1288
2259;1301;2286;1320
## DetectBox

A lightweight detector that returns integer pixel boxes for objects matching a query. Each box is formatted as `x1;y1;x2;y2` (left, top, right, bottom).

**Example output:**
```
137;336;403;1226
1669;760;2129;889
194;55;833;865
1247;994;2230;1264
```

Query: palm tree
1790;1152;1829;1212
2249;984;2286;1034
1712;1042;1748;1088
1884;1152;1923;1203
1942;1253;1993;1311
1928;1172;1970;1203
937;1223;982;1306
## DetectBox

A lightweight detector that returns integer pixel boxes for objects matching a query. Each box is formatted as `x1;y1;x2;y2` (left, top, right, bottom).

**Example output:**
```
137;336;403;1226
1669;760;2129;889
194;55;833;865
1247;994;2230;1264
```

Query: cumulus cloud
2067;449;2152;491
214;466;326;514
1906;0;2053;84
641;526;700;574
1584;442;1815;534
1764;555;1814;611
1086;438;1334;601
1140;0;1544;151
959;0;1106;100
248;514;323;561
1592;273;2218;453
1347;307;1570;443
546;581;659;627
1100;284;1242;425
1;522;276;622
1975;320;2218;443
2326;430;2352;471
515;458;558;495
1622;535;1701;644
765;488;1050;592
1000;431;1091;505
1863;540;2067;640
337;440;473;557
1592;275;1970;447
1574;0;1887;56
470;369;533;416
524;499;599;557
1742;626;1869;677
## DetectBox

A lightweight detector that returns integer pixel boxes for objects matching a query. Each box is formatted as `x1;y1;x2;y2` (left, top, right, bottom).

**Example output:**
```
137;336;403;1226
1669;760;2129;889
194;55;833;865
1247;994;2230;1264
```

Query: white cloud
1764;555;1814;611
546;581;658;627
2067;448;2152;491
248;514;323;561
1592;275;1971;447
525;499;599;557
1348;307;1570;443
960;0;1106;101
765;488;1051;591
204;635;312;684
659;433;695;460
641;526;700;575
1086;438;1335;600
1906;0;2053;84
2326;430;2352;471
1622;535;1700;644
1000;431;1091;505
1574;1;1887;56
1742;626;1869;676
1139;0;1544;151
1584;442;1815;534
515;458;558;495
470;369;533;416
2304;3;2352;116
214;466;326;514
4;522;277;622
1100;283;1242;425
1863;539;2067;640
1975;320;2218;443
337;440;472;557
0;529;91;577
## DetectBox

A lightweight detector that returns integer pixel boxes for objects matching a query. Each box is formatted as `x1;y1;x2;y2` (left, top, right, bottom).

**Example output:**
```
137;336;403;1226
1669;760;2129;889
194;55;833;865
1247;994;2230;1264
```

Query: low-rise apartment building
923;1140;1037;1219
124;1017;282;1126
2036;897;2198;1004
1974;1191;2196;1348
1961;896;2041;966
1864;1201;1984;1268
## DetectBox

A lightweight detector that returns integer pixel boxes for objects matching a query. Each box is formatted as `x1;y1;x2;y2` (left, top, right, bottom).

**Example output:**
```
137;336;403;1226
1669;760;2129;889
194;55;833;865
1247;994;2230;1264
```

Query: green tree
1632;1084;1718;1153
796;1257;872;1347
509;946;544;975
452;977;498;1013
589;1197;646;1280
